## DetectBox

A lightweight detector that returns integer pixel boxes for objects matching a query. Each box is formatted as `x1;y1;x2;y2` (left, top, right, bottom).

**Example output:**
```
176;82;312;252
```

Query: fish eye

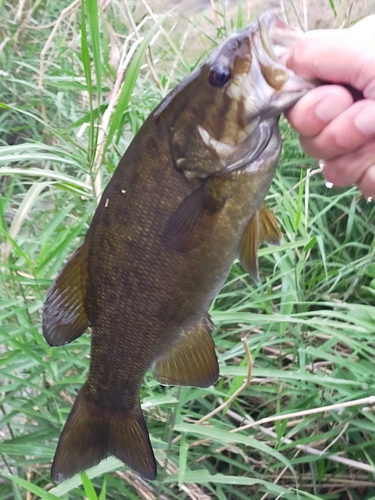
208;67;231;87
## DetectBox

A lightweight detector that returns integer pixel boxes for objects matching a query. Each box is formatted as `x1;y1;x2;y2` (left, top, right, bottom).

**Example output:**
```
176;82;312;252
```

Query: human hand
284;15;375;198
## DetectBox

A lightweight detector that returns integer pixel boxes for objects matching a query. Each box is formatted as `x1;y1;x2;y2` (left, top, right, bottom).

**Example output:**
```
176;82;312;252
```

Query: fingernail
365;80;375;99
315;95;348;122
354;106;375;135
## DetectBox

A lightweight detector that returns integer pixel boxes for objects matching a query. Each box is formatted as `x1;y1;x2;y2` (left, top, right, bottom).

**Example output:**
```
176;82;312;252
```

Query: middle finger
300;99;375;159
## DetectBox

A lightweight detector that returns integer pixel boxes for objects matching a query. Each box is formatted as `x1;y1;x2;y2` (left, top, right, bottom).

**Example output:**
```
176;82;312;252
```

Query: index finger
299;98;375;160
285;85;353;137
286;27;375;98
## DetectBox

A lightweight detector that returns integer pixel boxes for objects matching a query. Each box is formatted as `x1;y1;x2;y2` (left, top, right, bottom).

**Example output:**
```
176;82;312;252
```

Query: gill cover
171;11;315;181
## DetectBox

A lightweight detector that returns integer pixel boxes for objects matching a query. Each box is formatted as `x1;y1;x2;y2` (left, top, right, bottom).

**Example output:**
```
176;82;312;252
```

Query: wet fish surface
42;10;315;481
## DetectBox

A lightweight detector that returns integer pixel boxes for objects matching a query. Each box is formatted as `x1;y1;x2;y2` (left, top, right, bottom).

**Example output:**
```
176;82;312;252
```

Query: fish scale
42;10;316;481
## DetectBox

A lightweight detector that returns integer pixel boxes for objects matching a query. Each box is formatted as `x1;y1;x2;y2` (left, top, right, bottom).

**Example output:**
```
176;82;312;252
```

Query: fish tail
51;385;157;481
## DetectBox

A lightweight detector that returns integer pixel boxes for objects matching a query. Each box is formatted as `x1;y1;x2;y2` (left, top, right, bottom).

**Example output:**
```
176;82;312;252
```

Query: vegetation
1;0;375;498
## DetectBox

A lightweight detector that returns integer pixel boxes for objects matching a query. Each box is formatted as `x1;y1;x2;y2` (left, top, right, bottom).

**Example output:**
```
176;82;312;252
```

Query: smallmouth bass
43;11;315;481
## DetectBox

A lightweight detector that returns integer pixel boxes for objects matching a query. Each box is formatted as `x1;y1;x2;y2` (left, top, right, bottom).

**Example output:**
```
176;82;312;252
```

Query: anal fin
152;315;219;388
239;205;282;280
43;245;89;346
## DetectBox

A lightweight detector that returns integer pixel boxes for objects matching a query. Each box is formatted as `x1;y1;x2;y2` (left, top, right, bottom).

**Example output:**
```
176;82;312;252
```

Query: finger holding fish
285;85;354;137
296;99;375;160
320;140;375;194
284;19;375;95
284;14;375;197
293;97;375;197
357;163;375;199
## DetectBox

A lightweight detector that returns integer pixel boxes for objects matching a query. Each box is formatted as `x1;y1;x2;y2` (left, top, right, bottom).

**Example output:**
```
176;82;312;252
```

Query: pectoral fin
152;315;219;388
258;205;282;246
239;205;282;280
42;245;89;346
161;181;227;253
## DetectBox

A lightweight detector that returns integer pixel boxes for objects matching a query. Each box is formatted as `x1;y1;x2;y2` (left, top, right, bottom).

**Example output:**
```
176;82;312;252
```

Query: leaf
174;423;296;478
50;458;122;495
0;472;60;500
85;0;102;100
163;470;292;497
80;472;98;500
103;21;162;153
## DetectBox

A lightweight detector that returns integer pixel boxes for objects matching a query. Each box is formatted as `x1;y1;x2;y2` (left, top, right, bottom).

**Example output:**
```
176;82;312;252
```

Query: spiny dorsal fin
239;205;282;280
152;315;218;388
43;245;89;346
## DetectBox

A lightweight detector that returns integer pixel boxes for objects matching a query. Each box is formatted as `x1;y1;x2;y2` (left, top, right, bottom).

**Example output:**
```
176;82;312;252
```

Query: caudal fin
51;386;156;481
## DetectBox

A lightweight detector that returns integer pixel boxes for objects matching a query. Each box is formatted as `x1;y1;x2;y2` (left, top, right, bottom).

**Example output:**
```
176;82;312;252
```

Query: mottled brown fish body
42;11;315;481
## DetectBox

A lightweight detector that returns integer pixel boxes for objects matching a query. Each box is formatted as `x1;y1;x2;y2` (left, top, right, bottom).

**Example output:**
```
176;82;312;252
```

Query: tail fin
51;386;156;481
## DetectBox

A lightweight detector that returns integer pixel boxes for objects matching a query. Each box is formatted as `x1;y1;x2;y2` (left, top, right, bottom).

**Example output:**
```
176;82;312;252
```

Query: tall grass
1;0;375;499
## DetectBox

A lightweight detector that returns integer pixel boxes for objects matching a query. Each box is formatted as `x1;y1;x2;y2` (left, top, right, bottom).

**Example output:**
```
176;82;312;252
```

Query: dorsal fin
42;245;89;346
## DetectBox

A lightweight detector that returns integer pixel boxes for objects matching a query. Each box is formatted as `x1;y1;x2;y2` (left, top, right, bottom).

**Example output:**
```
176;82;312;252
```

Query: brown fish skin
42;11;315;481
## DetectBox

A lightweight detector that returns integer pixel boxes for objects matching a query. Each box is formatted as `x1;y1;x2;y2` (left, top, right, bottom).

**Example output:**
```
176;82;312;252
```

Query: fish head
171;10;316;179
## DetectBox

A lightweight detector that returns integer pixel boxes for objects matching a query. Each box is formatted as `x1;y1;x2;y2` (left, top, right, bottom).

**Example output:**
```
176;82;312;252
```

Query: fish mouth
253;10;315;94
258;10;300;66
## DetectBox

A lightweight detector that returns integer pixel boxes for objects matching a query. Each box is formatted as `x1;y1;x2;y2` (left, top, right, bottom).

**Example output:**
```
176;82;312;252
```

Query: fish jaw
253;10;317;108
236;10;316;123
170;10;317;180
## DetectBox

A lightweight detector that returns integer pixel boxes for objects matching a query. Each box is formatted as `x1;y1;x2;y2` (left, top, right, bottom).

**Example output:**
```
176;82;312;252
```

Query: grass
1;0;375;498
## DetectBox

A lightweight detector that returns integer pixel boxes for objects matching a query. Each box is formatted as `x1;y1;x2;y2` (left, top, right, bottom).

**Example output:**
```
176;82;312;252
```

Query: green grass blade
0;472;60;500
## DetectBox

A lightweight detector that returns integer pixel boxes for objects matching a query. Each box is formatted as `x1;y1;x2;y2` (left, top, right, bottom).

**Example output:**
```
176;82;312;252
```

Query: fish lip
253;10;316;95
257;10;301;64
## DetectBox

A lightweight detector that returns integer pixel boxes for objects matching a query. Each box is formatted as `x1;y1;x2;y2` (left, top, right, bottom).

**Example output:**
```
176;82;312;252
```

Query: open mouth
254;10;315;93
258;11;302;64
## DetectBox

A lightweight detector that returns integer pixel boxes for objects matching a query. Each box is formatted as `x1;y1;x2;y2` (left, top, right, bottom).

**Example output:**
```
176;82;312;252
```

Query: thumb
285;25;375;98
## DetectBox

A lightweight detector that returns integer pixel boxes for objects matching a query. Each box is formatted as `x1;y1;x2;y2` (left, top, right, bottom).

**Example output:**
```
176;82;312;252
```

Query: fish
42;10;315;482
